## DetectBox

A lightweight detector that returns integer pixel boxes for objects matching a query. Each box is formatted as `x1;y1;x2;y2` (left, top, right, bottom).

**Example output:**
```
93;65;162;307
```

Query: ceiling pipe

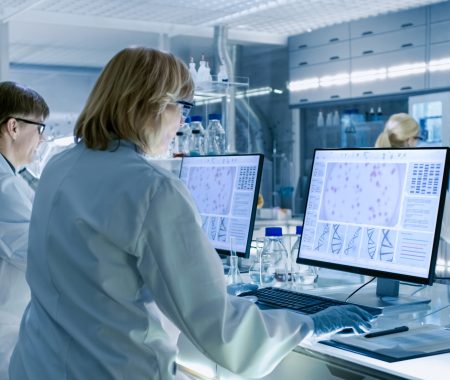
214;24;236;152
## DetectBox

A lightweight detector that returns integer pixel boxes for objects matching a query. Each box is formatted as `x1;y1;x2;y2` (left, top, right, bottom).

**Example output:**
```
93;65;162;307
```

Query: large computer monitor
297;148;449;307
179;154;263;258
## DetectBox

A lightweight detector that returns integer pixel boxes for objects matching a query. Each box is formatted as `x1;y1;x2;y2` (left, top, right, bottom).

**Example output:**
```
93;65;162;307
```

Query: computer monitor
179;154;264;258
297;148;449;307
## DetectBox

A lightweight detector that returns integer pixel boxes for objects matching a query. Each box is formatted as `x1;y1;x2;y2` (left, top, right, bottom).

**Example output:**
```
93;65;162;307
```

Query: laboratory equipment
297;147;450;308
248;237;265;285
260;227;289;288
205;113;226;155
179;154;264;258
409;91;450;146
226;236;243;286
188;57;197;83
291;225;317;285
189;116;205;154
189;130;203;156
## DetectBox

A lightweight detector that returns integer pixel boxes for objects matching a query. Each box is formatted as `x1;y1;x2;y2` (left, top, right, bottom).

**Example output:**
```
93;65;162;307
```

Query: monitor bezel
297;147;450;285
180;153;264;259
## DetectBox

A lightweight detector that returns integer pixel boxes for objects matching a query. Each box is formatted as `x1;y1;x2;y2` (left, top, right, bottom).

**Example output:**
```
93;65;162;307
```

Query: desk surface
177;271;450;380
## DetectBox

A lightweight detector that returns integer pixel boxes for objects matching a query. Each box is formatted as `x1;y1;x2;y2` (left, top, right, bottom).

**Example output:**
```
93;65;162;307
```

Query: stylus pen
364;325;409;338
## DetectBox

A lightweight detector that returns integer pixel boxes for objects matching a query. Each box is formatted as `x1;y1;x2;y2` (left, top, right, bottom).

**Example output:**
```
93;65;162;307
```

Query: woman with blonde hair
10;47;373;380
375;112;421;148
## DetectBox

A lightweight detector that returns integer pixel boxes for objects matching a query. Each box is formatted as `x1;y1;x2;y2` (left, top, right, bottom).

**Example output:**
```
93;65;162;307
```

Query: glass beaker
226;236;243;286
249;237;265;285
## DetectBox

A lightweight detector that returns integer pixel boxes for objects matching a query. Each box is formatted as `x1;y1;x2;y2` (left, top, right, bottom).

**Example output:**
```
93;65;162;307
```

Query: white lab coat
10;140;313;380
0;155;34;380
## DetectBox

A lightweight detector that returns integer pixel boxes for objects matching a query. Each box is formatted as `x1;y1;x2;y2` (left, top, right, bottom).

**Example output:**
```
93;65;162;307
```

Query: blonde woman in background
375;112;421;148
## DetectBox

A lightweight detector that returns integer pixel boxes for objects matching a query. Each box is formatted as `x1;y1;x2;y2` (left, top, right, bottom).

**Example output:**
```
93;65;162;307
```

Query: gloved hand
311;305;375;337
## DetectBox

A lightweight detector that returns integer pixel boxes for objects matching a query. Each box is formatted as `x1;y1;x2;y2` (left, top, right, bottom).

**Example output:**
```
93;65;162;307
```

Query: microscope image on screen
299;148;448;284
179;155;263;258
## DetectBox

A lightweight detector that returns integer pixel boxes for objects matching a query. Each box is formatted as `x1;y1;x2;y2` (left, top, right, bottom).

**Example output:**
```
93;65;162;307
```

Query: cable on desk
418;304;450;321
410;285;427;296
345;277;376;303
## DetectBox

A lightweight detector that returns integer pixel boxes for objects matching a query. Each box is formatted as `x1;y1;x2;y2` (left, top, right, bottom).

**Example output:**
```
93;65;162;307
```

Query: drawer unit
288;23;349;50
290;60;350;82
351;75;425;98
351;46;426;72
351;47;426;97
430;1;450;23
430;20;450;44
289;85;351;105
351;26;426;57
350;8;425;38
289;41;350;68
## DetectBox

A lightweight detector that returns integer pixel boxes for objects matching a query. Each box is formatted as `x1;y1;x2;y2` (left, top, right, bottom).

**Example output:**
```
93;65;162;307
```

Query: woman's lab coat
10;141;313;380
0;155;33;380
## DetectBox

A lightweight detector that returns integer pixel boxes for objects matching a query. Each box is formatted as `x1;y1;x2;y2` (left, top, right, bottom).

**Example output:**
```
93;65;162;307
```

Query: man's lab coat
10;141;313;380
0;154;33;380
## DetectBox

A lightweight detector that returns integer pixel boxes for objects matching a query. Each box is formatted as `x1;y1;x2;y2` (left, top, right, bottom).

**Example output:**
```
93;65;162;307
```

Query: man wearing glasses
0;81;49;380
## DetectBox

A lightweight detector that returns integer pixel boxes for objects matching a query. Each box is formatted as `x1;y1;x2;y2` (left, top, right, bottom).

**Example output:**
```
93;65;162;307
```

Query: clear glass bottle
291;225;318;285
205;113;226;155
188;57;197;84
173;131;186;157
226;236;243;286
190;116;205;154
260;227;288;288
189;130;203;156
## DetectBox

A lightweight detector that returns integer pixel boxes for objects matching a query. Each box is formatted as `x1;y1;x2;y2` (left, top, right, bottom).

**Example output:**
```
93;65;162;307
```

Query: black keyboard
242;287;382;316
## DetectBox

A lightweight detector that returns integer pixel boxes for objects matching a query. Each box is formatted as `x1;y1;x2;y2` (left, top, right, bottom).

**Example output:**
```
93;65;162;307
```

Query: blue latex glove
311;305;375;337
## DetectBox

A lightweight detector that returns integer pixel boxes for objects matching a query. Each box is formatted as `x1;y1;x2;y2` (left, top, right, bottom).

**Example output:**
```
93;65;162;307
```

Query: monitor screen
297;148;449;285
179;154;264;258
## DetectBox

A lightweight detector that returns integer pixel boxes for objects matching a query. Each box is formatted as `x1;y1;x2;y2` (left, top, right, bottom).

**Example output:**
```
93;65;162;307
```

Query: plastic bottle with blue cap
259;227;288;288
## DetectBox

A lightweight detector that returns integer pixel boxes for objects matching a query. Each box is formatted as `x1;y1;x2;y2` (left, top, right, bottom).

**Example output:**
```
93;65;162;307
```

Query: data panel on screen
179;155;263;257
298;148;449;282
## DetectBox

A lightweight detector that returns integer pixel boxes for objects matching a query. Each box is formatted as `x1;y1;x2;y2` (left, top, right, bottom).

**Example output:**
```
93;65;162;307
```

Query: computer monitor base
346;278;431;311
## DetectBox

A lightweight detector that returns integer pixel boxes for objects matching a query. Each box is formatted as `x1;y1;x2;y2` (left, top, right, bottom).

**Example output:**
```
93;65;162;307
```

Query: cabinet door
290;60;350;82
289;60;351;105
289;85;351;105
351;47;426;97
288;24;349;50
350;8;426;38
351;26;426;58
430;2;450;23
430;20;450;44
289;41;350;68
430;41;450;88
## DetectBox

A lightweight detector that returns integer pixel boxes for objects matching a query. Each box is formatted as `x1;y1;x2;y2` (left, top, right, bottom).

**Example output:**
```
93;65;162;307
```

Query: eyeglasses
9;116;46;135
175;100;194;120
413;135;424;141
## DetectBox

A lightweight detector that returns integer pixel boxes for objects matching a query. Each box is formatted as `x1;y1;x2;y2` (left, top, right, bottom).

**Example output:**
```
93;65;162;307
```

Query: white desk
177;271;450;380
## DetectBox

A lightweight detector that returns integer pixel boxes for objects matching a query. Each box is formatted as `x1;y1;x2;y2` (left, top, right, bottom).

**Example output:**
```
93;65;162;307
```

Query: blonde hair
375;113;419;148
74;47;194;154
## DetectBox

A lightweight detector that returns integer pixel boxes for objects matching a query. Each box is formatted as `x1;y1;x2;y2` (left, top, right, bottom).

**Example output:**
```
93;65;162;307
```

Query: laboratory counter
176;270;450;380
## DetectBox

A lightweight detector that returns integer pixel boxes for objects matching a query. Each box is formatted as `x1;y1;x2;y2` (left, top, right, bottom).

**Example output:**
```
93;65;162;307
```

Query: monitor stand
345;278;431;311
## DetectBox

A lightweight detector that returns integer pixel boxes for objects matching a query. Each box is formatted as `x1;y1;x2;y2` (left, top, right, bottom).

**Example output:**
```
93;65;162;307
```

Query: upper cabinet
350;8;426;38
288;5;447;105
288;24;349;50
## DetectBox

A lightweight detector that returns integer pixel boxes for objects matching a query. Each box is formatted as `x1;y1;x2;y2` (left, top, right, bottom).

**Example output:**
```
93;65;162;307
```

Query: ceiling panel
0;0;447;68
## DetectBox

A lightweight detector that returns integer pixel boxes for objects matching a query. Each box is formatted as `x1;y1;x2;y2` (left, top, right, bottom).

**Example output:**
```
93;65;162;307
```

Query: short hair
0;81;49;133
375;113;419;148
74;47;194;154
